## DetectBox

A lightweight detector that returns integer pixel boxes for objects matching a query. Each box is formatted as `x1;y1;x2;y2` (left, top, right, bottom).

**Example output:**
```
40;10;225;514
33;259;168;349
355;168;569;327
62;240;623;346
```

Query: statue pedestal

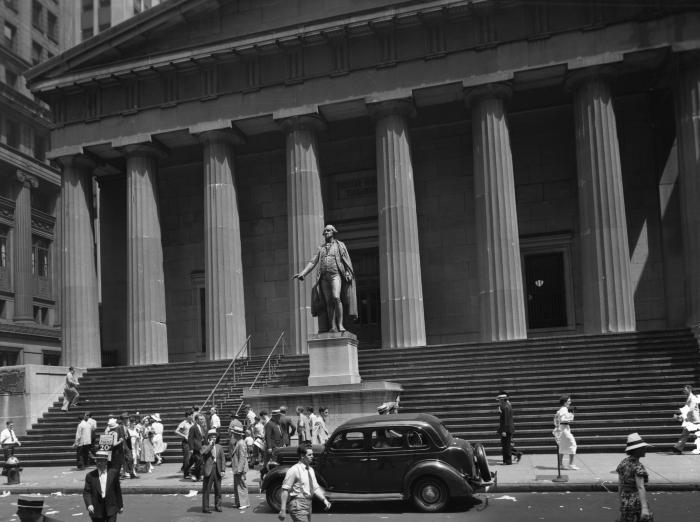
308;331;360;386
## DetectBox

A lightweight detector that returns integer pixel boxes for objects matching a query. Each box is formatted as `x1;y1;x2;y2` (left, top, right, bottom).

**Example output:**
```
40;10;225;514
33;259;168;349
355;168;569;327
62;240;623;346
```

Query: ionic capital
565;65;617;92
464;82;513;108
15;170;39;189
366;98;416;121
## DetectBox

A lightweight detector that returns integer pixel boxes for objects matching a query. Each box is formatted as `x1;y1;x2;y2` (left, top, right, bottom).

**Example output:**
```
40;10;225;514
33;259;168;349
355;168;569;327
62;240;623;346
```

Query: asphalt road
1;491;699;521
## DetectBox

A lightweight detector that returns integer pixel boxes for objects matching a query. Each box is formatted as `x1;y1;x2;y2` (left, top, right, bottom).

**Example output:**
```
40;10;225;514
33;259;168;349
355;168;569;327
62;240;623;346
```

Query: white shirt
0;428;19;445
98;470;108;498
282;461;321;499
75;419;93;446
210;414;221;429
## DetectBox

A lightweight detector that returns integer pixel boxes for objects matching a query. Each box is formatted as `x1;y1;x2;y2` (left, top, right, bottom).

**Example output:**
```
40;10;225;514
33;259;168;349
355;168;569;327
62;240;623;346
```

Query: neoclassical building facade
25;0;700;367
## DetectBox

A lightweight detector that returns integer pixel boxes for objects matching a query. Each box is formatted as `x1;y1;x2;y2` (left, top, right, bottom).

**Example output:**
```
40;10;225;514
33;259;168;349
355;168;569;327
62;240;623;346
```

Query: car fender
261;465;290;491
404;460;473;498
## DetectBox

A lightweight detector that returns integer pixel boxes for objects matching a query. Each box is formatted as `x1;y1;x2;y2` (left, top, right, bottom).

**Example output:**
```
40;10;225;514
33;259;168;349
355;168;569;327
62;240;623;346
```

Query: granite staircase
271;329;700;454
13;353;284;467
13;329;700;466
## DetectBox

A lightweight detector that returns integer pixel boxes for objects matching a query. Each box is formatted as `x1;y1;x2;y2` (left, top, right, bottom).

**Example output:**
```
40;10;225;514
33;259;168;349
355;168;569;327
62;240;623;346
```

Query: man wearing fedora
200;428;225;513
188;413;207;481
13;495;61;522
231;425;250;510
83;451;124;522
497;391;523;465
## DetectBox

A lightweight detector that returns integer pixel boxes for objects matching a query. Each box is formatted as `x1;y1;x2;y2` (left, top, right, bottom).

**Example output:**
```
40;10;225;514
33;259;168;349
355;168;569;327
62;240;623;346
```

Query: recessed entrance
524;252;568;329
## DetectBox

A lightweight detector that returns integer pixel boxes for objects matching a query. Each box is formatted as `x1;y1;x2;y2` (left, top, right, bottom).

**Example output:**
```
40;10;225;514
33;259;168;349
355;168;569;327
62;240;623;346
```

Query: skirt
553;426;577;455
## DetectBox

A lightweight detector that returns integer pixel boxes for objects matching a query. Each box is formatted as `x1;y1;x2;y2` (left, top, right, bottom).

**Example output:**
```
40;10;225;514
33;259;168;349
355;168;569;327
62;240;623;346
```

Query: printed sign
98;434;114;451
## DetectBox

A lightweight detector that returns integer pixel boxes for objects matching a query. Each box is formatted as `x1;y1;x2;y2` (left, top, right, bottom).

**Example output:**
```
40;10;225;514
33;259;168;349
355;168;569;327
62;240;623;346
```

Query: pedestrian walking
497;391;523;465
61;367;80;412
12;495;61;522
672;384;700;454
231;425;250;510
616;433;653;522
73;412;93;470
200;428;225;513
188;413;206;481
83;450;124;522
296;406;311;445
174;409;193;478
278;443;331;521
150;413;166;465
552;394;578;470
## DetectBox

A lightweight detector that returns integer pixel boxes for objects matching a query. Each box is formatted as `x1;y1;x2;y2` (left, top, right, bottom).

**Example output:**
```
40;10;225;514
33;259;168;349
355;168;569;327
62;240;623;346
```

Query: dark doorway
524;252;567;329
346;247;381;348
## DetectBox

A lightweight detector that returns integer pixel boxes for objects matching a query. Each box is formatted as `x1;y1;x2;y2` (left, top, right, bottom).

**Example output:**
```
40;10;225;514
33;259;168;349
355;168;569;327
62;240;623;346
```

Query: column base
308;331;361;386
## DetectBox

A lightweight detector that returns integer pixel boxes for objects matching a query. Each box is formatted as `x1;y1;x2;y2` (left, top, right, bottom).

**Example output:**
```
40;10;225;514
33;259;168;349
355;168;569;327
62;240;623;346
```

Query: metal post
552;443;568;482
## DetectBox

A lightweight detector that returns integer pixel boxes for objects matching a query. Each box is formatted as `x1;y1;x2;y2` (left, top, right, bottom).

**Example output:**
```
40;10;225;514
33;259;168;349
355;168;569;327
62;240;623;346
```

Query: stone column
675;52;700;328
199;130;247;360
570;68;635;333
466;84;527;342
57;156;101;368
282;115;326;355
369;99;426;349
13;171;38;323
124;144;169;365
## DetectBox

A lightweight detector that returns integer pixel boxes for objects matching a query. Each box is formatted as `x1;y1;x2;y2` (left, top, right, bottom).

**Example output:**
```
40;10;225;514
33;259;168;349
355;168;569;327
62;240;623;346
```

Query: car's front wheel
474;442;491;482
265;480;283;512
411;476;449;512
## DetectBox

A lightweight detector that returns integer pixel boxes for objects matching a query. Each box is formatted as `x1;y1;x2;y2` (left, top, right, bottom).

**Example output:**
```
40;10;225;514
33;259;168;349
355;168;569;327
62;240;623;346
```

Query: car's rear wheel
412;476;449;512
474;442;491;481
266;480;283;512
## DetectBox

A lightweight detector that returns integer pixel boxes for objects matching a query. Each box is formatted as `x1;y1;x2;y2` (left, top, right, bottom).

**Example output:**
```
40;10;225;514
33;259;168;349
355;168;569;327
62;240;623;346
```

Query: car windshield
436;422;453;445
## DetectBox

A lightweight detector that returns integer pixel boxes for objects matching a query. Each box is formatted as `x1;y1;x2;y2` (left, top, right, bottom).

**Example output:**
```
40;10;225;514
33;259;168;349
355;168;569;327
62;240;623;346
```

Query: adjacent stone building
24;0;700;367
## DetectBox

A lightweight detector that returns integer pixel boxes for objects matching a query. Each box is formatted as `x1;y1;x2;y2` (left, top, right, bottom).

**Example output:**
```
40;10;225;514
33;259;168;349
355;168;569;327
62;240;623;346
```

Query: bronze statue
293;225;358;333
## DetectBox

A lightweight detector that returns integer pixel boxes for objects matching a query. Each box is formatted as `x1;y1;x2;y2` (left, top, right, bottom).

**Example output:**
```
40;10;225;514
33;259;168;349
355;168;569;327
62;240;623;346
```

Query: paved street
2;491;700;521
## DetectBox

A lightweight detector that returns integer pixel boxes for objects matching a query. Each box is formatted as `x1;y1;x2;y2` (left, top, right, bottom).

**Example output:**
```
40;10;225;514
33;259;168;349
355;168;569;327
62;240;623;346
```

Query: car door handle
360;458;368;462
368;458;378;462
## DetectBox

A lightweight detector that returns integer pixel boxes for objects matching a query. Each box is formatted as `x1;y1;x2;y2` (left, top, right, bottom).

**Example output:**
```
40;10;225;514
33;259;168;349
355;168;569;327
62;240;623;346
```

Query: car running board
325;492;405;502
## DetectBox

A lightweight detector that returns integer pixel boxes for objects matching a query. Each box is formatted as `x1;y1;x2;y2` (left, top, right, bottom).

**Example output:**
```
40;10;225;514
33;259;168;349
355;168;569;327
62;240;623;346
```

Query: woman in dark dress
616;433;652;522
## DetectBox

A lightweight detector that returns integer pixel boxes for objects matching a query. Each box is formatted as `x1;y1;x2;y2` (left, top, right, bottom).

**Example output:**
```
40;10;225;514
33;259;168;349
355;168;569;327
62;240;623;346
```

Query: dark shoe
202;509;212;514
503;461;512;465
672;448;683;455
515;452;523;463
215;507;223;512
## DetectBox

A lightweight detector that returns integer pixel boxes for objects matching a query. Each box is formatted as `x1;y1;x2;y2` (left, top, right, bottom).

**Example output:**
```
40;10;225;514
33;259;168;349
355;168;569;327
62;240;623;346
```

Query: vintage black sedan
261;413;495;512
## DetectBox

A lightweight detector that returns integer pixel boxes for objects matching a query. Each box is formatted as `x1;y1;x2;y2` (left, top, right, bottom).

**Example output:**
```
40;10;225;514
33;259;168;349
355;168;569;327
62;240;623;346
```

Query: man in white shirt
279;444;331;521
83;451;123;521
209;407;221;429
244;404;256;428
1;420;21;476
174;409;194;479
74;412;94;470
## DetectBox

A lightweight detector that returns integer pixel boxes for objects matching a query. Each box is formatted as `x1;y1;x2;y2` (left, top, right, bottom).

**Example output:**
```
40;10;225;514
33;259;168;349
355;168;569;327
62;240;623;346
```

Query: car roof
336;413;444;431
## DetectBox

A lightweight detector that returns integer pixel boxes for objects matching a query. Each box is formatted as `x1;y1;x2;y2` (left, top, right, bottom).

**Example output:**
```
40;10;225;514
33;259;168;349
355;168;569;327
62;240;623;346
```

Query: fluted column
369;99;426;349
125;144;169;365
199;130;247;360
57;156;101;367
466;84;527;341
570;69;635;333
675;52;700;328
282;115;326;355
13;171;38;323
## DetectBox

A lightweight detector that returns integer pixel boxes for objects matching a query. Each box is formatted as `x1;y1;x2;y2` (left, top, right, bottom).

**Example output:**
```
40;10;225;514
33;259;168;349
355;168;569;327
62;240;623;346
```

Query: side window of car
330;430;365;451
406;430;428;449
371;428;404;449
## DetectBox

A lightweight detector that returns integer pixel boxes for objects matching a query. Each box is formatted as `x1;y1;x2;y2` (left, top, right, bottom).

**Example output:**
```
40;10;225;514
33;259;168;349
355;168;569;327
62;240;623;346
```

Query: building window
43;351;60;365
82;0;93;11
3;22;17;53
0;228;9;292
6;119;20;149
31;41;43;65
0;231;7;268
32;1;44;32
4;69;18;89
32;239;50;277
0;350;19;367
34;134;47;161
98;0;111;33
47;12;58;42
3;0;18;13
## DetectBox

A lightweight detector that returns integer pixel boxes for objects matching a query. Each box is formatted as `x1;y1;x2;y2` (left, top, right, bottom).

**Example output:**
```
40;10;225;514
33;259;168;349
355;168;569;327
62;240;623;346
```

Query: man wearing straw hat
231;425;250;510
83;451;124;522
13;494;61;522
615;433;653;522
200;428;225;513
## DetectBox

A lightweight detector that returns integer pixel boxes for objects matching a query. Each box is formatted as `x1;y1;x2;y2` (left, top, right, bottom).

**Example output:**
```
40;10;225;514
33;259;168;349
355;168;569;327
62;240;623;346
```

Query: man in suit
188;413;206;481
263;410;284;480
497;391;523;465
278;405;296;447
200;428;225;513
83;451;124;522
14;494;62;522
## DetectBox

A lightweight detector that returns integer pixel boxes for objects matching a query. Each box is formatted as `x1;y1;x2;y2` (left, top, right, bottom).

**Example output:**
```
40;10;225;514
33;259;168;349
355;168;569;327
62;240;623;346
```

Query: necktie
10;430;16;443
306;466;313;498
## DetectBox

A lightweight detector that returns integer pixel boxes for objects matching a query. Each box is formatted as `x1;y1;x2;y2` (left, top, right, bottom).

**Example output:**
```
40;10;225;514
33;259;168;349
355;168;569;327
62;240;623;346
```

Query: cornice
0;144;61;188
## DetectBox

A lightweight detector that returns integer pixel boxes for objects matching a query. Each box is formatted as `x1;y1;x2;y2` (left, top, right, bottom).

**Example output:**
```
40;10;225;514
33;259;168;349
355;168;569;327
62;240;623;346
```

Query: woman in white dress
553;394;579;470
150;413;166;465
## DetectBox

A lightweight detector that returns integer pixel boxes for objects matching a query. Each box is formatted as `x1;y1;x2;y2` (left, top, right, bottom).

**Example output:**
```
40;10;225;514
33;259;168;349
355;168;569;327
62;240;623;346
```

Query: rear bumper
468;470;497;492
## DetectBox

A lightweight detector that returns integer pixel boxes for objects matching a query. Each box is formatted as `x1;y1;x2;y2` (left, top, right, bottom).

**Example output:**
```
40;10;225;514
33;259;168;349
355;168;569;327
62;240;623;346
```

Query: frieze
0;367;25;394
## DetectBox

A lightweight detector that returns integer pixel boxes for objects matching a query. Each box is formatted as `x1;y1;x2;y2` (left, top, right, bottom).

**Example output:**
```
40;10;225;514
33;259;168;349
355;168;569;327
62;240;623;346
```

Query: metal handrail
201;335;252;411
235;331;286;417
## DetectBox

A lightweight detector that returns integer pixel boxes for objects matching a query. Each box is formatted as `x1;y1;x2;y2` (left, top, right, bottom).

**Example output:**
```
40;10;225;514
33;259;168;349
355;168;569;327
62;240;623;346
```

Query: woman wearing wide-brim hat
616;432;653;522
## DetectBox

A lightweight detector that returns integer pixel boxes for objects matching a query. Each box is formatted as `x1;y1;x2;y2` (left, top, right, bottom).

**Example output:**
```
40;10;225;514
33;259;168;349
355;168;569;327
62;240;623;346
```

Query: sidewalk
1;452;699;495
